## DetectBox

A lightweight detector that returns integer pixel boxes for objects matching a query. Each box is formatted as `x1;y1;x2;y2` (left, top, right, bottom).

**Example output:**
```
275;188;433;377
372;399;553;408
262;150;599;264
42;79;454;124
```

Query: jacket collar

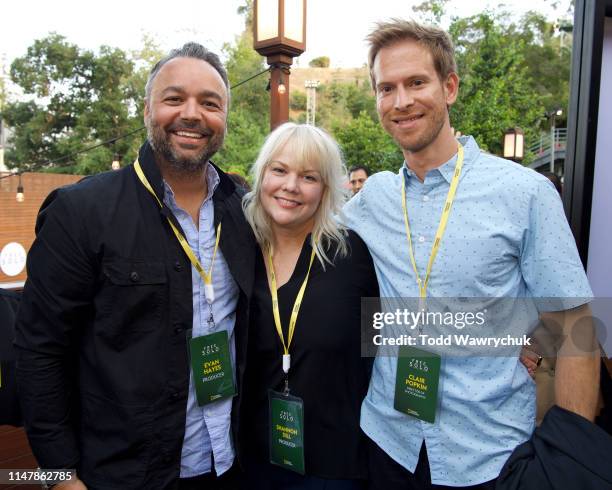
137;139;236;203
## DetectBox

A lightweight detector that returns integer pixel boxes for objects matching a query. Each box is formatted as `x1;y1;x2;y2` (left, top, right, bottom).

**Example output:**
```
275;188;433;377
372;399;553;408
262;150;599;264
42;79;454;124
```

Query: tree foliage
214;4;269;177
2;2;574;176
4;33;147;173
449;13;545;157
333;111;403;173
309;56;330;68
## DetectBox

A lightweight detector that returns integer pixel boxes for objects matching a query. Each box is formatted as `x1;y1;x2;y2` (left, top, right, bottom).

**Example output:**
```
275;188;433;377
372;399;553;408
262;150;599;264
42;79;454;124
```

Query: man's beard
145;116;224;175
394;104;447;154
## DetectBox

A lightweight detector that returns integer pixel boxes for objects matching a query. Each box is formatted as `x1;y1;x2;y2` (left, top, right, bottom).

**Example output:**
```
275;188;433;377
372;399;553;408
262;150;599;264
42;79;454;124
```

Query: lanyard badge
269;390;305;475
134;160;235;406
265;243;316;473
189;330;236;405
133;159;221;303
266;245;316;393
394;144;464;423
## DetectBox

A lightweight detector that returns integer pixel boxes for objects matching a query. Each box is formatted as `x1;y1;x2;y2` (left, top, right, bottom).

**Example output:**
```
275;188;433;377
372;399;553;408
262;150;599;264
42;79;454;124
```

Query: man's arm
15;188;95;471
541;304;600;421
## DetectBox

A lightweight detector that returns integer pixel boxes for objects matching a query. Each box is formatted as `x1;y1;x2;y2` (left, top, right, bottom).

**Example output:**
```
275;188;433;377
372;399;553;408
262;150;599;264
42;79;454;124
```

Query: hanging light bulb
111;154;121;171
277;70;287;95
16;174;25;202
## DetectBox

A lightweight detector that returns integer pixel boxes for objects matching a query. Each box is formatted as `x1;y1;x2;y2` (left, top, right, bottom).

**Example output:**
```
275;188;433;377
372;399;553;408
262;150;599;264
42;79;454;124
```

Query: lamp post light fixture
254;0;307;130
503;127;525;162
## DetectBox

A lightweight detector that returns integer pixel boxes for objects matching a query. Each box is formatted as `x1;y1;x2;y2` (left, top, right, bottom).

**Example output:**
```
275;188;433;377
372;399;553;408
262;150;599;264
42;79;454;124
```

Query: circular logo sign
0;242;27;277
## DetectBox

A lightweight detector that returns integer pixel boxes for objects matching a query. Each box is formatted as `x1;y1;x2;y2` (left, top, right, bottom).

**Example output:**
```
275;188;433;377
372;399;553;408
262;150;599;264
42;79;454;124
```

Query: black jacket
14;142;255;490
497;405;612;490
0;288;22;426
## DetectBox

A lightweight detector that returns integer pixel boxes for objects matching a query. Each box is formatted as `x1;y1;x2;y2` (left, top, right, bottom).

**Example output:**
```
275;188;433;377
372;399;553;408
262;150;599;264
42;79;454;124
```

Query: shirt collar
400;135;479;184
163;163;221;209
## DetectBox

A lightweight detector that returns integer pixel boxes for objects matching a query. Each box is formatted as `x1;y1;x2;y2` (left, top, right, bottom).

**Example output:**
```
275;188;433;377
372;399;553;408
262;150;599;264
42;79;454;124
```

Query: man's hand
520;346;541;379
541;304;600;421
54;476;87;490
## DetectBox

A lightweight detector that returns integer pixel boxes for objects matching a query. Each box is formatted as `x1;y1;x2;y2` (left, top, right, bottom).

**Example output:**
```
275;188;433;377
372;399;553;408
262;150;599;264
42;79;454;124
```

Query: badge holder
268;389;305;475
394;345;441;423
189;329;236;406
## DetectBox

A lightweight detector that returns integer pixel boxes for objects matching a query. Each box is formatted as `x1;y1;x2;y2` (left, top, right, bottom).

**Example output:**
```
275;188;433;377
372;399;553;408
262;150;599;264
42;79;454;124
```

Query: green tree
315;80;376;131
0;63;6;110
290;91;307;111
215;2;269;176
449;13;545;157
309;56;330;68
333;111;403;173
4;34;146;173
412;0;449;24
510;12;572;128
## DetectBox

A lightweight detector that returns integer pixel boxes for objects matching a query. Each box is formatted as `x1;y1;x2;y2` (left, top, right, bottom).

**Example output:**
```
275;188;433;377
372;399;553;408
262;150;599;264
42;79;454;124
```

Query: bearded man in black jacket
15;43;255;490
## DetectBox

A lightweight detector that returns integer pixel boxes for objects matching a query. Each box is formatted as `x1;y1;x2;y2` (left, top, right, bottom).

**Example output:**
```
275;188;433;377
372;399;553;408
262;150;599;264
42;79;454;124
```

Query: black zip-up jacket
14;141;255;490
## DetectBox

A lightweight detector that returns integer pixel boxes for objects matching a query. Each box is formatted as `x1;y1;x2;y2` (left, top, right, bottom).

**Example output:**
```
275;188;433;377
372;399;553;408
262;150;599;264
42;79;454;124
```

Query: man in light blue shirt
344;19;600;489
164;169;239;480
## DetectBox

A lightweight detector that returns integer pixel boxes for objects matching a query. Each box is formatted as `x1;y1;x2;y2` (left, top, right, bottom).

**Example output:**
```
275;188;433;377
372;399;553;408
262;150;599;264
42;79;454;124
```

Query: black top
241;230;379;479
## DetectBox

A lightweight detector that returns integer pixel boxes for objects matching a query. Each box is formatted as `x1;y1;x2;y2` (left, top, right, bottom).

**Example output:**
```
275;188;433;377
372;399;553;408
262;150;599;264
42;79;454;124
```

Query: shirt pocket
96;258;168;349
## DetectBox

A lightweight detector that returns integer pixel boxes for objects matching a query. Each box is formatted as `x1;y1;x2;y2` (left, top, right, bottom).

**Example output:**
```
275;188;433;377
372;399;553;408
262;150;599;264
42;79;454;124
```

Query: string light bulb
16;174;25;202
111;154;121;171
277;71;286;95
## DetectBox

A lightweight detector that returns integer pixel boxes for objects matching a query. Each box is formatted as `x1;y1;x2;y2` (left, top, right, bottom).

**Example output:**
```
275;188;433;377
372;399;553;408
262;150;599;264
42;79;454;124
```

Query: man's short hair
145;42;230;102
349;165;370;177
366;18;457;89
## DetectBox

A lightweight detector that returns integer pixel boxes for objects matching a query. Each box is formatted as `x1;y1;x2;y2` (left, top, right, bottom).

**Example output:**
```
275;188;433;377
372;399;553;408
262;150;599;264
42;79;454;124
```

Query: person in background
348;165;370;195
539;171;562;195
228;172;251;192
0;288;22;427
237;123;378;490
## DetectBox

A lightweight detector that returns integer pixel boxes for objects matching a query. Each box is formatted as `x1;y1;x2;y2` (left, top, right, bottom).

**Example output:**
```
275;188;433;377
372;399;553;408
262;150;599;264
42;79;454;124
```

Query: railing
528;128;567;157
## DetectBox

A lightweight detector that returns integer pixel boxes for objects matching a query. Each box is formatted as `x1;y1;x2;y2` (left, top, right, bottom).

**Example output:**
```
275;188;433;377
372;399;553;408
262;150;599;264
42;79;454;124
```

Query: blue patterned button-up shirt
163;165;239;478
343;136;592;486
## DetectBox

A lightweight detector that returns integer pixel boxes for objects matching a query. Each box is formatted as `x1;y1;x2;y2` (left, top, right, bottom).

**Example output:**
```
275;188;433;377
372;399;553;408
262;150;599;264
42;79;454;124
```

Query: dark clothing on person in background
0;288;22;426
366;439;496;490
14;141;255;490
497;405;612;490
178;463;240;490
242;460;366;490
596;359;612;434
238;230;378;485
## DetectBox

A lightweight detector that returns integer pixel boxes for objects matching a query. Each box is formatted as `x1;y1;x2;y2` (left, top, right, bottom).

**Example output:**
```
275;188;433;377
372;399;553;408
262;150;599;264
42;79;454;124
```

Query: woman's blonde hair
242;123;348;267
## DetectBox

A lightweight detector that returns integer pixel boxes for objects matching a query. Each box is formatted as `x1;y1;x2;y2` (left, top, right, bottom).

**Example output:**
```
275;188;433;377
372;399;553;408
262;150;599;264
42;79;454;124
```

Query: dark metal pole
268;54;292;130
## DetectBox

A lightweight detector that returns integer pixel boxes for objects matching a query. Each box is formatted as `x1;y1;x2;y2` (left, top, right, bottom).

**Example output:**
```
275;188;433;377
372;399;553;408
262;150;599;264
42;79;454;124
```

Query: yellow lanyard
133;159;221;301
266;245;316;376
401;144;464;299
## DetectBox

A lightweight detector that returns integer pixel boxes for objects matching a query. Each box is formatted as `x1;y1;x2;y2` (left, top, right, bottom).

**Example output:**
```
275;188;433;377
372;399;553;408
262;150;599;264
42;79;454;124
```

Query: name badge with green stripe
269;390;305;475
394;346;441;423
189;331;236;406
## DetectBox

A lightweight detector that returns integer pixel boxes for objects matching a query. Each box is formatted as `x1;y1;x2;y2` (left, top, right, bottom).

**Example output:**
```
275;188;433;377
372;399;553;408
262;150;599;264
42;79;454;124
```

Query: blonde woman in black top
238;123;378;490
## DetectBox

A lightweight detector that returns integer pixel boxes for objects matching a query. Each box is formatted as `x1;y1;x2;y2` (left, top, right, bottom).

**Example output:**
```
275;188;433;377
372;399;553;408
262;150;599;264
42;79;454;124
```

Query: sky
1;0;569;86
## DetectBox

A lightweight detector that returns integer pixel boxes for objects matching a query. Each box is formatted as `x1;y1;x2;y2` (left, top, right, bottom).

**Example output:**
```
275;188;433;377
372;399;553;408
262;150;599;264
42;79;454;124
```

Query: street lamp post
253;0;307;130
305;79;319;125
503;127;525;162
549;108;562;173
